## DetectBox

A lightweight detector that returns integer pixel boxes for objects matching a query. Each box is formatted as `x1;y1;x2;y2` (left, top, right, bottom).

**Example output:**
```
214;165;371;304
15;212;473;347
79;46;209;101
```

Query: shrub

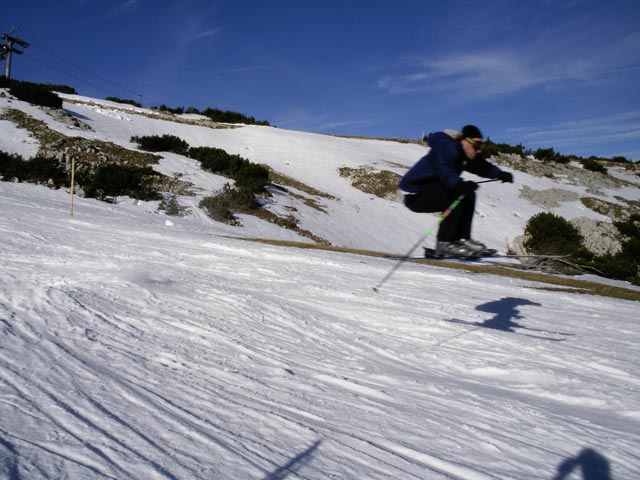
581;158;608;174
614;213;640;238
533;147;569;164
609;155;632;164
200;107;270;126
188;146;241;172
235;163;270;193
106;97;143;108
482;139;526;158
0;78;63;109
188;146;270;194
604;215;640;285
0;150;67;186
82;163;161;201
44;83;76;94
158;104;185;115
199;183;259;224
523;212;584;255
131;134;189;155
524;212;640;286
158;194;185;216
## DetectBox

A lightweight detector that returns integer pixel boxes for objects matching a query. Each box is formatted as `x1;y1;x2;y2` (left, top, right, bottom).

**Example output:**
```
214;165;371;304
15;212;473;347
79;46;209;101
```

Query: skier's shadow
442;297;573;341
476;297;542;332
262;440;321;480
553;448;612;480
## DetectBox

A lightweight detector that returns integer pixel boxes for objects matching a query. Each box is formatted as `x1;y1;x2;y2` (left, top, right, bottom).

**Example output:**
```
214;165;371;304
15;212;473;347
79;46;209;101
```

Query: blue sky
5;0;640;159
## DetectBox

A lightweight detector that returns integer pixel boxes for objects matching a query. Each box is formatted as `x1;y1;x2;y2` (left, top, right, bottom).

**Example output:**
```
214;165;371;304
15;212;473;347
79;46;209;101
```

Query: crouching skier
399;125;514;258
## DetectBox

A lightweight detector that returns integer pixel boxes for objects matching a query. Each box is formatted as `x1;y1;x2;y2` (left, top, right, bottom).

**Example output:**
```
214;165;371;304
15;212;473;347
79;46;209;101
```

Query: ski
383;254;562;262
442;318;571;341
422;247;492;259
421;247;565;260
383;257;552;270
382;253;558;270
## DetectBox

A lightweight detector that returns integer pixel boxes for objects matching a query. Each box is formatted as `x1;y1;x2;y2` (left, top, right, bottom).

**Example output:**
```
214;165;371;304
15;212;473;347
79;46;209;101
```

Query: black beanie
460;125;483;139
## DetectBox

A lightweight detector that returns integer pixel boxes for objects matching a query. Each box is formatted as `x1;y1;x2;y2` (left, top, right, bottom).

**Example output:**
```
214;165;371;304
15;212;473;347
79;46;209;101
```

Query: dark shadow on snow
0;435;21;480
553;448;612;480
476;297;543;332
63;108;92;121
441;297;574;342
262;440;322;480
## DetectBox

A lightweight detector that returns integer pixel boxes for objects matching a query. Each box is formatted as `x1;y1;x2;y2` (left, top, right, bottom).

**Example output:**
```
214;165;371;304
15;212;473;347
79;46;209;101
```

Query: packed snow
1;93;639;479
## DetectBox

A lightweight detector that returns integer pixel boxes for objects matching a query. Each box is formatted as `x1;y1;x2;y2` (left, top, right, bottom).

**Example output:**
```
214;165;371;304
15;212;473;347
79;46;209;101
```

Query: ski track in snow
2;92;640;479
0;183;638;479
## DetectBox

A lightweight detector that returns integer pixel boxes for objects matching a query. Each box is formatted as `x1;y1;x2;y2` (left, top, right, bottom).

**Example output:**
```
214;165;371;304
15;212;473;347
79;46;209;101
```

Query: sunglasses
465;138;483;151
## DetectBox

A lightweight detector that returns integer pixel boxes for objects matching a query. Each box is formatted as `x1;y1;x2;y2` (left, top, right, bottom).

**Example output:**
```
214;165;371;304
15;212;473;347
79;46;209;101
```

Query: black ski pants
404;180;476;242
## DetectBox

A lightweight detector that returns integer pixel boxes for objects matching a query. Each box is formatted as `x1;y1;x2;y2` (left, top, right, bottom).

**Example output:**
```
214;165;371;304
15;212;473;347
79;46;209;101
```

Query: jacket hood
427;131;458;149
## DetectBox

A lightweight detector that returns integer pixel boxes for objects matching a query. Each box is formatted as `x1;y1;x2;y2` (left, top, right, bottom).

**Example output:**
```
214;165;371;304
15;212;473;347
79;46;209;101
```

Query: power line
29;43;144;99
21;41;164;106
23;52;117;97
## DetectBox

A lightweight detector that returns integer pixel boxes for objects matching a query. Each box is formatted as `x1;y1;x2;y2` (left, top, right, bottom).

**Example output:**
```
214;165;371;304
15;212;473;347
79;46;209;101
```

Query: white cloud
378;52;546;98
190;28;222;42
274;107;378;134
105;0;143;18
378;25;640;101
503;111;640;157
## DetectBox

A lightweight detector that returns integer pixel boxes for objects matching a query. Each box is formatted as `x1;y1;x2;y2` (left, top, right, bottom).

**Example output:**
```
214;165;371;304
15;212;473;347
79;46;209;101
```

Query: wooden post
69;156;75;217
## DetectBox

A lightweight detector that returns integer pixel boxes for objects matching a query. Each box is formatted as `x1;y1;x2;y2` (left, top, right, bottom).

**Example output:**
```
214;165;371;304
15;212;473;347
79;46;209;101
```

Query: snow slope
3;92;638;255
1;180;639;479
1;94;639;479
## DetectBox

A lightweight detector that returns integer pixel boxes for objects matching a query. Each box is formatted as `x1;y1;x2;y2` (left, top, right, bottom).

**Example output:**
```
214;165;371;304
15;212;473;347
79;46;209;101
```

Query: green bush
581;158;608;174
200;107;270;126
235;163;270;193
0;78;63;109
188;146;270;194
533;147;569;164
131;134;189;155
188;146;242;172
158;104;185;114
147;105;270;125
523;212;584;255
0;150;67;186
43;83;76;94
158;194;185;216
524;212;640;285
106;96;143;108
615;213;640;238
199;183;259;224
609;155;632;164
482;139;526;158
82;163;161;201
588;251;638;284
603;215;640;285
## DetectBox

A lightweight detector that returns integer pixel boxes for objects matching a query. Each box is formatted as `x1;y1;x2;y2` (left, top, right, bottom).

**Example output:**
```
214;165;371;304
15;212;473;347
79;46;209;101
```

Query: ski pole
373;194;465;292
372;179;499;293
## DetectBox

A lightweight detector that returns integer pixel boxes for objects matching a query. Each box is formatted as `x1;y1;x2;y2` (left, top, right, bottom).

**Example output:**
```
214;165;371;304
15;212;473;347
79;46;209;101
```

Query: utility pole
1;27;29;79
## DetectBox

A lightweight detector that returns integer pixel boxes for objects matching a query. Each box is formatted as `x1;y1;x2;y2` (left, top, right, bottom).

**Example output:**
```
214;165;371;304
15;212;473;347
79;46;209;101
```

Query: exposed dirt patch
339;165;402;201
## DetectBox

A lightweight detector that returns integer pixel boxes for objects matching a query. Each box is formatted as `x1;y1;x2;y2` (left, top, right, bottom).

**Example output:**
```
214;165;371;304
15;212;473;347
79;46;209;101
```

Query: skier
399;125;514;257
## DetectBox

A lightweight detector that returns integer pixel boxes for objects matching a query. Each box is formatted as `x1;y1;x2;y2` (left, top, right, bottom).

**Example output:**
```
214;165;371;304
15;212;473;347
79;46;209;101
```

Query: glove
497;171;514;183
453;180;478;194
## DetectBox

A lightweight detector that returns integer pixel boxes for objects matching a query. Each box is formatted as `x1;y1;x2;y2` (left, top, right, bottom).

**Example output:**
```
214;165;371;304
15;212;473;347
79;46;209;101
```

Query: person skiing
399;125;514;257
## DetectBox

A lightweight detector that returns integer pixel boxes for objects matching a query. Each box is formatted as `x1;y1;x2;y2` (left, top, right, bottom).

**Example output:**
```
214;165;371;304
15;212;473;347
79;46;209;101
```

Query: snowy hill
1;93;639;479
2;91;638;255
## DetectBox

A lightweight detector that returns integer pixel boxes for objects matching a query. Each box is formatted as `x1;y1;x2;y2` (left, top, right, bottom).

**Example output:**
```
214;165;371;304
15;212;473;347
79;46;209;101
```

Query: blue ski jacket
399;132;502;193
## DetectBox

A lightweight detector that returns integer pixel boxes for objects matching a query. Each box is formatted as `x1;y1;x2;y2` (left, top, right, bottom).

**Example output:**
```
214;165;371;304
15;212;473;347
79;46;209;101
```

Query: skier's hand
454;180;478;194
497;171;514;183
